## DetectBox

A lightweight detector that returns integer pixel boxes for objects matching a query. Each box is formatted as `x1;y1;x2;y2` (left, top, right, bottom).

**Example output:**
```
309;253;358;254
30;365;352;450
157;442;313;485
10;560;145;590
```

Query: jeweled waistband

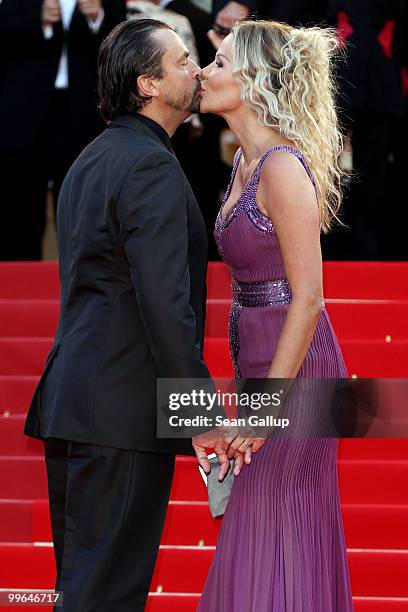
232;278;292;307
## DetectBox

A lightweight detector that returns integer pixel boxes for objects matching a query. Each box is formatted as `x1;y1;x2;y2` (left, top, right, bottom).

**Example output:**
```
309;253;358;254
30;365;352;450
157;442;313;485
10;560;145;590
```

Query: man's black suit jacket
0;0;126;152
24;114;212;455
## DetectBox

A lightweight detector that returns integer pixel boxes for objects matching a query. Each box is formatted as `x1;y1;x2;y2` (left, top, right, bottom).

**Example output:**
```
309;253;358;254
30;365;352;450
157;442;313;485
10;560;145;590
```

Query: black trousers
44;438;175;612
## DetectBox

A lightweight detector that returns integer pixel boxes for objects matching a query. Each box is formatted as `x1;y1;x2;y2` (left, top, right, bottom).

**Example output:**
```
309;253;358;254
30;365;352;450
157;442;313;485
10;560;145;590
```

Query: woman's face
200;34;242;115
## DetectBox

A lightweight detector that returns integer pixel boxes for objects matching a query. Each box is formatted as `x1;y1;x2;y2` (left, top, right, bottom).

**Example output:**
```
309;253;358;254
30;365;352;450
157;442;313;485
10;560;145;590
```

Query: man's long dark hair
98;19;172;122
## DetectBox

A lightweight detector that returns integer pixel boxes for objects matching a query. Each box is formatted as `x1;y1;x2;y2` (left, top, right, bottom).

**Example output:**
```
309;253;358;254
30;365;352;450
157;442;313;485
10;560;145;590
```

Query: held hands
42;0;61;26
77;0;102;22
225;430;267;464
192;426;265;480
192;427;232;481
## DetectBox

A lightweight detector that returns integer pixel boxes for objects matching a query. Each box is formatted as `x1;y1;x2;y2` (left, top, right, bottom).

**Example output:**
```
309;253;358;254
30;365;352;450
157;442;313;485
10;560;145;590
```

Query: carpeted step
337;460;408;504
146;595;408;612
1;455;408;504
1;498;407;551
341;505;408;550
205;299;408;339
0;263;60;300
1;592;408;612
1;543;408;597
0;592;203;612
2;297;408;343
0;262;233;301
0;416;43;455
338;439;408;461
146;593;201;612
1;336;408;379
0;301;59;338
206;262;231;299
204;337;408;378
0;500;33;543
1;416;407;460
0;338;53;376
0;376;39;415
322;262;408;300
0;457;48;499
0;499;221;546
1;261;408;301
353;598;408;611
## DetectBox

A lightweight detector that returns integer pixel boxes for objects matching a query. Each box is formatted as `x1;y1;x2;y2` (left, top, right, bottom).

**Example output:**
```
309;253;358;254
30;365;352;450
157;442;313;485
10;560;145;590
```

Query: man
23;19;240;611
0;0;126;261
128;0;225;261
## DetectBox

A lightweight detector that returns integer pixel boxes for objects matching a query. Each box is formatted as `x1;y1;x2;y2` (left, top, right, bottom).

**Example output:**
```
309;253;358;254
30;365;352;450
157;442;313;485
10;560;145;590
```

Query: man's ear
137;75;160;99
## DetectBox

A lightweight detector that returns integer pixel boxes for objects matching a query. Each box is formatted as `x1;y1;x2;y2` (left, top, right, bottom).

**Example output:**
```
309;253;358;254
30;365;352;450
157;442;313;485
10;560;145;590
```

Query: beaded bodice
214;145;317;282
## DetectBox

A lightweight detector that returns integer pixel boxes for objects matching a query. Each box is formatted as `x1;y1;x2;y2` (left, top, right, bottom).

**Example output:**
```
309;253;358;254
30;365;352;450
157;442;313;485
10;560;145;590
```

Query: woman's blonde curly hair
231;20;344;233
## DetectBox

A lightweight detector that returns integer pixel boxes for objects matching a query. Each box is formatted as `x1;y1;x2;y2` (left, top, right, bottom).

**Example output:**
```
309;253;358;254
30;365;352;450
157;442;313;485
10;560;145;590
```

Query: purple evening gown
197;146;354;611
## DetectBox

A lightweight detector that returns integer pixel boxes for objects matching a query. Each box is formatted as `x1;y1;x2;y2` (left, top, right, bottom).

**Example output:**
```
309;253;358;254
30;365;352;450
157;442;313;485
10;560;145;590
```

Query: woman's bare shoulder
258;151;315;204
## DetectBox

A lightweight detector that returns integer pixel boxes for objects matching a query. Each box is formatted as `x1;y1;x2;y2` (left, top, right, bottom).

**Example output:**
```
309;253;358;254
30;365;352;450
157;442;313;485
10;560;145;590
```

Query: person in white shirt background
0;0;126;261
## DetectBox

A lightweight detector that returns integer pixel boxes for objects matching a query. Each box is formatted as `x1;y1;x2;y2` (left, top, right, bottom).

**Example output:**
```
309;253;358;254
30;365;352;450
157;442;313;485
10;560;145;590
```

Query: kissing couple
24;18;353;612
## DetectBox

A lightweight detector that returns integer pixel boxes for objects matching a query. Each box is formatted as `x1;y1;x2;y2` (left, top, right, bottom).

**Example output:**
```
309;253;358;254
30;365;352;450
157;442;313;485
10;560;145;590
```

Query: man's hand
192;427;245;480
42;0;61;26
77;0;102;22
214;1;250;31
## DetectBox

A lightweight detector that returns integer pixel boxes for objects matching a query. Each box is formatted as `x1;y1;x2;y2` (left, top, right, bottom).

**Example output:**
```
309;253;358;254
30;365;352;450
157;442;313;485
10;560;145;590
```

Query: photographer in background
0;0;126;261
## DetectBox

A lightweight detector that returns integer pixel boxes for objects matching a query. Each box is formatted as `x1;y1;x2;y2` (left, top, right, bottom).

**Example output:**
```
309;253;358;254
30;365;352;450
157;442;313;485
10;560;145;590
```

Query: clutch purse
198;453;235;518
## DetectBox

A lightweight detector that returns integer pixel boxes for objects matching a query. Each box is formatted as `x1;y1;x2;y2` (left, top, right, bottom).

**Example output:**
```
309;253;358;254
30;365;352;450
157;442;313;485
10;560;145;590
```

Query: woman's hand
207;29;225;50
224;429;267;474
214;1;249;30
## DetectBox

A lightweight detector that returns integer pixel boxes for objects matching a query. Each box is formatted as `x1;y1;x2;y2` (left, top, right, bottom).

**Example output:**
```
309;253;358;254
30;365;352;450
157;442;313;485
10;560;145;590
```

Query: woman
198;20;354;611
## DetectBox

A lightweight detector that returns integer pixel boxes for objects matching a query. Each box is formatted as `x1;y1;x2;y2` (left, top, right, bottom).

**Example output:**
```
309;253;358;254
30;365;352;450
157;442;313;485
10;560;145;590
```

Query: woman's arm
257;151;325;379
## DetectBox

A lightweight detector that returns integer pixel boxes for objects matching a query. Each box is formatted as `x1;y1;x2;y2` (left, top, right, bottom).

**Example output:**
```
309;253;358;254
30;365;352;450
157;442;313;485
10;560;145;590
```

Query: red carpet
0;261;408;611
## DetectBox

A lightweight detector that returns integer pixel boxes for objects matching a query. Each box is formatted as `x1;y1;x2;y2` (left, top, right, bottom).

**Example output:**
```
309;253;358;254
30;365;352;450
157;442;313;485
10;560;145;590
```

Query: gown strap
251;145;318;193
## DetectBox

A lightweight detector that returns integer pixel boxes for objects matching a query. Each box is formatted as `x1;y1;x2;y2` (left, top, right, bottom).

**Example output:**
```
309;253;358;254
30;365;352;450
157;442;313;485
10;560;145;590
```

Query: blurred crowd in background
0;0;407;262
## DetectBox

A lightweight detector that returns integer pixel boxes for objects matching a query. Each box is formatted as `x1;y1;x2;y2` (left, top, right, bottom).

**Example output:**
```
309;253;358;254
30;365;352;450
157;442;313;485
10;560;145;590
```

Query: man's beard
165;79;201;114
187;80;202;113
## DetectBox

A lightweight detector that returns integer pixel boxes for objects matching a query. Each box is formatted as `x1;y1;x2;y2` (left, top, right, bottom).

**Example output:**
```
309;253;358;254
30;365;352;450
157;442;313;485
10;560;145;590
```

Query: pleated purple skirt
198;146;354;611
197;306;354;612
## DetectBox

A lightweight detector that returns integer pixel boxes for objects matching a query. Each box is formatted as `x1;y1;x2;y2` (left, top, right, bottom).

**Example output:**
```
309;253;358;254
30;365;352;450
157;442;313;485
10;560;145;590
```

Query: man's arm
117;150;211;380
117;150;240;475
